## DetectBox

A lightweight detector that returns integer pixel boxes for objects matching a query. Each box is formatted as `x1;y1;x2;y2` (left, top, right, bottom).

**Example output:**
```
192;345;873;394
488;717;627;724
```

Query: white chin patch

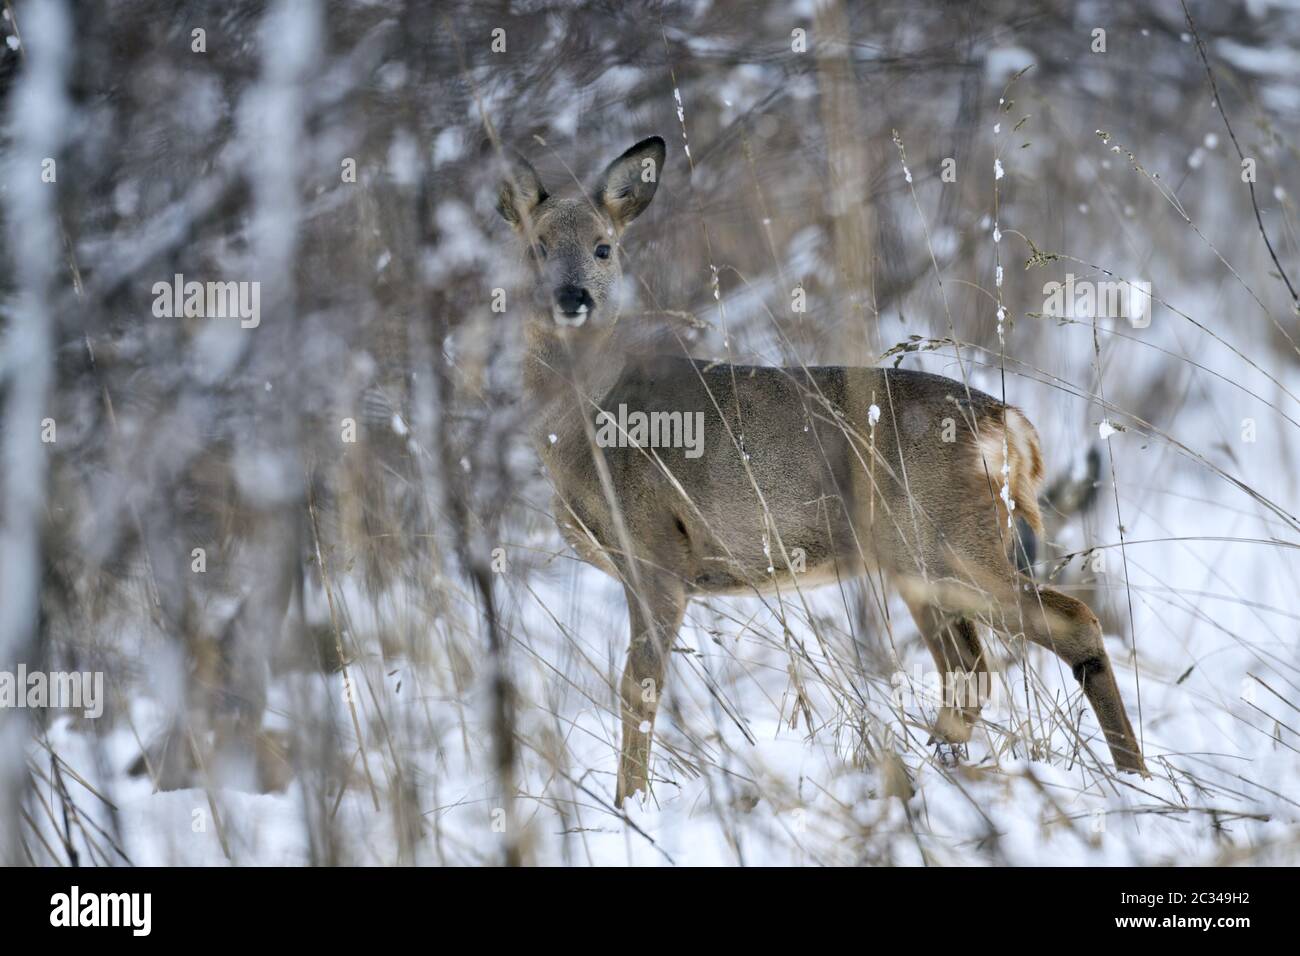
553;306;589;328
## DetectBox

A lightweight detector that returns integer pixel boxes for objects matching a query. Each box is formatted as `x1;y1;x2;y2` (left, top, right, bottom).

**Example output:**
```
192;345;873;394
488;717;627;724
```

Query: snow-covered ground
35;479;1300;866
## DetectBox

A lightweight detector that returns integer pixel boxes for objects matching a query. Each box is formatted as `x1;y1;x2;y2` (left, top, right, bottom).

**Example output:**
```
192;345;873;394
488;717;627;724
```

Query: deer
496;135;1147;807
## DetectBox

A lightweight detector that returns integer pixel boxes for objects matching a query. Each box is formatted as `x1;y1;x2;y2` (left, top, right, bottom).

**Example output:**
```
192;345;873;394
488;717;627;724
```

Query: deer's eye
528;242;548;262
594;243;612;260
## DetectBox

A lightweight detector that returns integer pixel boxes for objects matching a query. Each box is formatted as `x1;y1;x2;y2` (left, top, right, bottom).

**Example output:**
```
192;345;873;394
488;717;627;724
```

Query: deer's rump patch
974;404;1046;541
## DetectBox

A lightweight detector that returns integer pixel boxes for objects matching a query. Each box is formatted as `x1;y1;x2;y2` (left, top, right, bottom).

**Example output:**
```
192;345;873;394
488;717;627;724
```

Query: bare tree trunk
814;0;876;365
0;0;70;865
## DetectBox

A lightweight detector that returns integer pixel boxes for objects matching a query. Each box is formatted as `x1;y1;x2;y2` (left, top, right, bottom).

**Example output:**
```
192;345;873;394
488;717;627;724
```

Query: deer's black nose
554;285;593;315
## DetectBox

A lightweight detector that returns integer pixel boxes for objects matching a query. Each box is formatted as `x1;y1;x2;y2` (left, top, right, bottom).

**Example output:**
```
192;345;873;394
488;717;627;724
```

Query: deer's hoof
1116;756;1151;779
931;706;974;744
611;764;647;806
930;740;967;768
616;746;651;808
616;720;654;808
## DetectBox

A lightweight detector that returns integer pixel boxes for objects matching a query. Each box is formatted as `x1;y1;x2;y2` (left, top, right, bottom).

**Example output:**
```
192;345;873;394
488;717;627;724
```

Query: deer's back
545;355;1026;594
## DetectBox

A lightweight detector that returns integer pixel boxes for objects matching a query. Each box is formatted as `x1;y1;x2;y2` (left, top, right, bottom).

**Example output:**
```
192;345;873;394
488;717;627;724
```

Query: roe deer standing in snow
496;135;1147;806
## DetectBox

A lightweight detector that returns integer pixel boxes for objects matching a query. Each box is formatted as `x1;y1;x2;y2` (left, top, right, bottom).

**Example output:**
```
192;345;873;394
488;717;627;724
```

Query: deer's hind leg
615;570;687;807
907;558;1146;775
903;599;990;746
1003;580;1146;774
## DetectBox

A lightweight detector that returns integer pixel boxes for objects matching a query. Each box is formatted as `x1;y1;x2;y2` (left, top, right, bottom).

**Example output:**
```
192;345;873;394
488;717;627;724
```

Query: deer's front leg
615;575;686;808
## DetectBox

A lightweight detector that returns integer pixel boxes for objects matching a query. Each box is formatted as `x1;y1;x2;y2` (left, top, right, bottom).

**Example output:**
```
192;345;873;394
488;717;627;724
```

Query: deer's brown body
500;136;1146;806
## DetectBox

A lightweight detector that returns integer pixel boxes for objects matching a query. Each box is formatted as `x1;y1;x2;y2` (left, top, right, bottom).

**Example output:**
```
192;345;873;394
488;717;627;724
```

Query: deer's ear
593;136;665;231
497;152;548;228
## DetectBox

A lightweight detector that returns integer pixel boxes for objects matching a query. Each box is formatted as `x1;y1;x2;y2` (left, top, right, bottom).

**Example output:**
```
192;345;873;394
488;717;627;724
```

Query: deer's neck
522;318;626;446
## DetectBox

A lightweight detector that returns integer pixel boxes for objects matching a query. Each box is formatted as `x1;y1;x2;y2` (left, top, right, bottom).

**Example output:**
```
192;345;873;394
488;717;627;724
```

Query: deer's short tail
976;405;1046;574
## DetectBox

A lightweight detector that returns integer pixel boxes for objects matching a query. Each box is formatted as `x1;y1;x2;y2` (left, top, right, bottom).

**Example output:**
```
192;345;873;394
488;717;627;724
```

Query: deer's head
497;136;664;334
